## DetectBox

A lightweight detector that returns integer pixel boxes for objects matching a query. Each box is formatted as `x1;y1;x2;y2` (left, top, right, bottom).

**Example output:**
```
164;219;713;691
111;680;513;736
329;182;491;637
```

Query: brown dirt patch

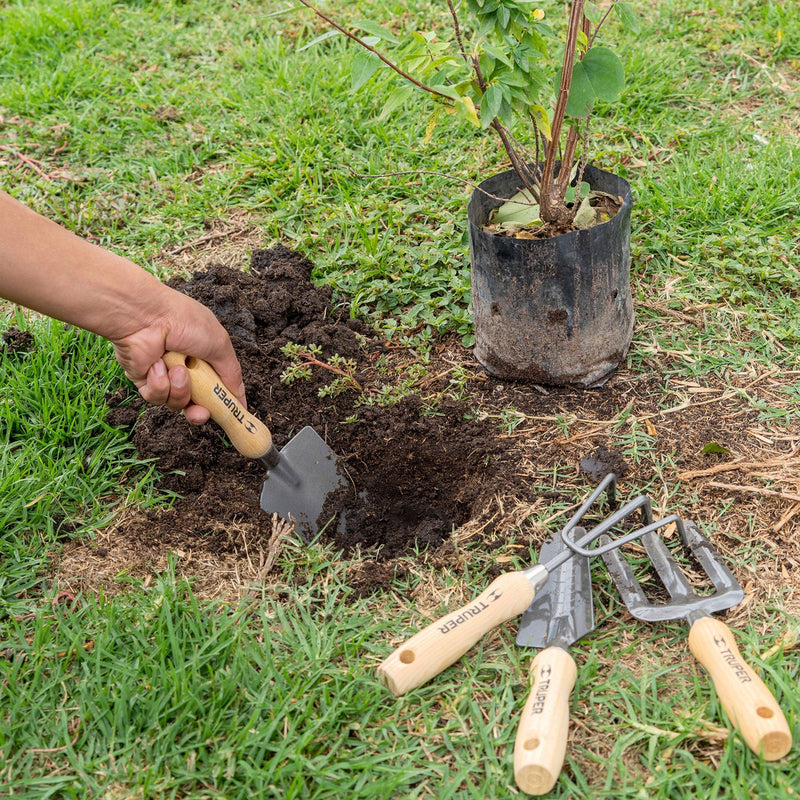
1;327;35;354
55;245;800;616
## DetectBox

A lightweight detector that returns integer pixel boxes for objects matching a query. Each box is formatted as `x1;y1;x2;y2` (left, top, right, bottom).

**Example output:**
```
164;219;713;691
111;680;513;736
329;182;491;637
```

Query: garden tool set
377;474;792;796
163;352;348;542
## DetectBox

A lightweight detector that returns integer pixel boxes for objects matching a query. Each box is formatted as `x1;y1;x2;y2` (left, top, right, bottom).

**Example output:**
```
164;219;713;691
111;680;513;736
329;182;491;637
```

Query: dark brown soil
113;246;519;559
1;327;35;354
58;244;799;603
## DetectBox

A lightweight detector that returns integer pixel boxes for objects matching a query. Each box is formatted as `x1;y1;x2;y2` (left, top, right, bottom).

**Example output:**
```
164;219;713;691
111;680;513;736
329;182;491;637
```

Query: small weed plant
280;342;363;395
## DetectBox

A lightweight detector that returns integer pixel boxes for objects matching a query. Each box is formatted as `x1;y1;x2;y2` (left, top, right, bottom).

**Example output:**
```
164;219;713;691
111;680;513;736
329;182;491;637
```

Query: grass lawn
1;0;798;797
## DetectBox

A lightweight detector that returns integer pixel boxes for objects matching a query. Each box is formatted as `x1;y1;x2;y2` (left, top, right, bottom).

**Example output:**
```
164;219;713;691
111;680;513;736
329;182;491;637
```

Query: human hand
110;284;246;425
0;191;245;423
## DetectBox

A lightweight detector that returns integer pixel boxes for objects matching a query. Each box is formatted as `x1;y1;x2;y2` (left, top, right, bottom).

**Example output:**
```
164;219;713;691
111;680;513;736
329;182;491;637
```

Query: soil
54;244;799;609
2;327;35;354
107;246;525;559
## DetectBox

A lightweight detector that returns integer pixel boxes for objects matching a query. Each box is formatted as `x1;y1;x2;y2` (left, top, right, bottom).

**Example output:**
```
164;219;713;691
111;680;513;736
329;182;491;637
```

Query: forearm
0;190;168;339
1;191;245;420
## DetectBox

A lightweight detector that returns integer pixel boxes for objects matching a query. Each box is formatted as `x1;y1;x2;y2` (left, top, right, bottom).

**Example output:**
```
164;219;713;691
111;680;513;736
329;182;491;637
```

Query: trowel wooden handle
688;616;792;760
163;352;273;460
514;647;577;796
377;571;538;696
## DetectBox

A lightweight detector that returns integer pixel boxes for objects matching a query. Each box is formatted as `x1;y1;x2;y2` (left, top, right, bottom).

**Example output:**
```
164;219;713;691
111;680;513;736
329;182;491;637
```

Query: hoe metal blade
601;518;744;623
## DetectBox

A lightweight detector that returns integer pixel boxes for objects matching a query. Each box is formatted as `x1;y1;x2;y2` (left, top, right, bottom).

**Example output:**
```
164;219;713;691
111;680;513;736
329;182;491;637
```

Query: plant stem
447;0;469;65
540;0;586;226
296;348;363;391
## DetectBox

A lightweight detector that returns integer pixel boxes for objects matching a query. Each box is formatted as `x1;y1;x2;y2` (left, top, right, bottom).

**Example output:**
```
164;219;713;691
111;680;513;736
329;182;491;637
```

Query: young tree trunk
538;0;586;230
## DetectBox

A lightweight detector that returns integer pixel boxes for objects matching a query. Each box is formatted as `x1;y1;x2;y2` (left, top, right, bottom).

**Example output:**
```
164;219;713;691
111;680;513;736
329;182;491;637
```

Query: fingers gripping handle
163;352;273;461
377;571;542;697
514;647;577;796
688;616;792;761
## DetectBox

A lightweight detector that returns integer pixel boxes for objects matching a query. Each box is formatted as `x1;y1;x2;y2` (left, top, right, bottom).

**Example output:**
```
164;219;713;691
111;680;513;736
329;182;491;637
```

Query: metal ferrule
520;563;549;594
260;445;281;470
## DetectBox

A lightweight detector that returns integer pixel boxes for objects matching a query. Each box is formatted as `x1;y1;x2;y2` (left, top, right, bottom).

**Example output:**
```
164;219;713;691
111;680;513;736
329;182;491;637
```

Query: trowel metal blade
259;426;348;543
517;534;594;649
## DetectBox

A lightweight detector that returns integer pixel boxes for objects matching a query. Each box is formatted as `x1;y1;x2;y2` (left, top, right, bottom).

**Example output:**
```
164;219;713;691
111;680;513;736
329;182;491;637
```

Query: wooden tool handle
514;647;577;796
688;616;792;761
163;352;273;460
377;571;539;697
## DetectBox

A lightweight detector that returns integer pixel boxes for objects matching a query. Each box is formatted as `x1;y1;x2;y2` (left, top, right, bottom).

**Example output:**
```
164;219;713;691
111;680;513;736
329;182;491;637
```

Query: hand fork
601;514;792;761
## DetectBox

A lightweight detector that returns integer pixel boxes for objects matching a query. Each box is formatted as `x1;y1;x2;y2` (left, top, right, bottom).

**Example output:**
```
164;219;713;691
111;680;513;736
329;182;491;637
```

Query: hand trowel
513;530;595;796
163;352;348;542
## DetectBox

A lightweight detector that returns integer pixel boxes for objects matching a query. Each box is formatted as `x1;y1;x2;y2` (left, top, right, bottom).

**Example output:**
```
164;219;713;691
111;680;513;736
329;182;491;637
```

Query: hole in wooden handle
523;737;541;752
399;650;415;665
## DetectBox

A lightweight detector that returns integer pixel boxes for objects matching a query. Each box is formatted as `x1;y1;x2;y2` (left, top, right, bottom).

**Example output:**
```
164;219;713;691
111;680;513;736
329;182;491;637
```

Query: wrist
89;262;174;342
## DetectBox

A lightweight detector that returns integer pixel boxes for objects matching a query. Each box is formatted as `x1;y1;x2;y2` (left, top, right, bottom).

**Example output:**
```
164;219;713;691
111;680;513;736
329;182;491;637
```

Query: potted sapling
297;0;639;386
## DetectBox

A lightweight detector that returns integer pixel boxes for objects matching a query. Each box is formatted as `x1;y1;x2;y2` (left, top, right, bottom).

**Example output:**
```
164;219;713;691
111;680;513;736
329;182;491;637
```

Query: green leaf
583;3;603;25
480;84;503;128
497;4;510;28
614;2;640;33
354;19;399;43
583;46;625;102
351;51;381;92
297;30;340;53
482;43;514;69
565;67;595;117
378;85;414;119
492;189;541;226
478;51;496;80
564;181;591;204
701;442;731;454
566;46;624;117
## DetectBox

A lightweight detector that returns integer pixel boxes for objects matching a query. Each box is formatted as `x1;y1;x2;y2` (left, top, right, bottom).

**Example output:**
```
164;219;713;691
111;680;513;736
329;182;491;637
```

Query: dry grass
152;208;266;278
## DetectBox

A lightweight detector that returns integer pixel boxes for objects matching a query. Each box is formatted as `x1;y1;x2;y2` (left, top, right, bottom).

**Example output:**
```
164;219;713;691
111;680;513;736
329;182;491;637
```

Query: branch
447;0;470;66
296;0;454;102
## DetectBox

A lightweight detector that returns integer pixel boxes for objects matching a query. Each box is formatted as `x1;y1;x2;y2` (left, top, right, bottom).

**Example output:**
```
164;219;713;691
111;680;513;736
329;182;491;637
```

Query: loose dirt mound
95;246;526;595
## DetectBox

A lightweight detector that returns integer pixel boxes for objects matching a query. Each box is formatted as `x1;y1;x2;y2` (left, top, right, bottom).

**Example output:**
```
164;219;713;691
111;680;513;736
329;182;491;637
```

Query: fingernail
152;359;166;378
172;368;187;389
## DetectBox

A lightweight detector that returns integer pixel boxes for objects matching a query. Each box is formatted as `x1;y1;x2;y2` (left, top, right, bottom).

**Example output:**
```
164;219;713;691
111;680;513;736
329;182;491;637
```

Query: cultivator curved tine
560;475;655;558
